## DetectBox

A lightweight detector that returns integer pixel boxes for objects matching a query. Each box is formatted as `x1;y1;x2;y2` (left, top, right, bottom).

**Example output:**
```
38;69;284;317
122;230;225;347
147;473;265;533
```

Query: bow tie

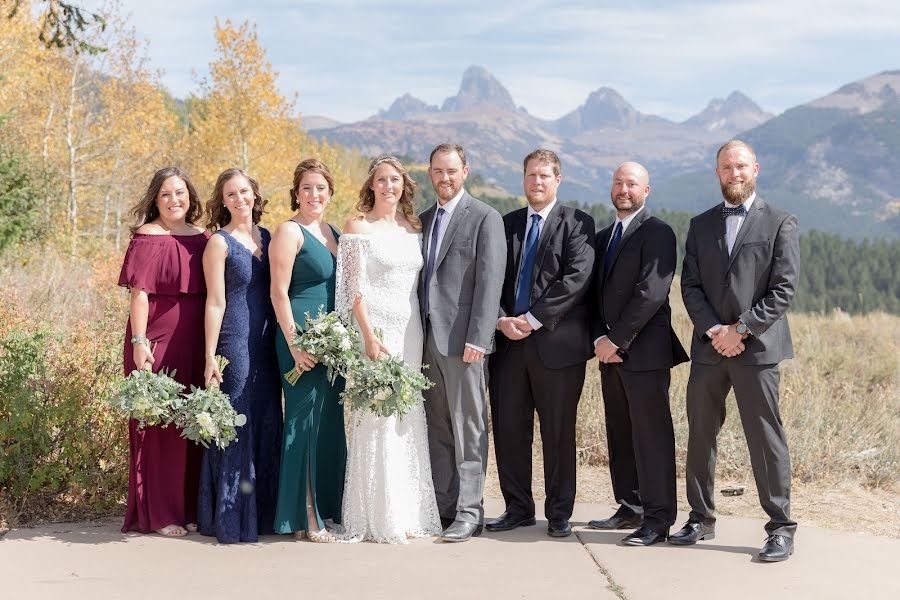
722;204;747;217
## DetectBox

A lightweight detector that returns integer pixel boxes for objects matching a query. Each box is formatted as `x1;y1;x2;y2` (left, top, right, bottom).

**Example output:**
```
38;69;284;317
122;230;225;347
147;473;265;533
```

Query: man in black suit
671;140;800;562
487;149;595;538
587;162;688;546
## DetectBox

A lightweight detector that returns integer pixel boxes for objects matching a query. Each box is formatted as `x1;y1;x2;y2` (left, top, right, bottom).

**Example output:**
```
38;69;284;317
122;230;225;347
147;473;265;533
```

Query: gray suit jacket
681;197;800;365
418;192;507;357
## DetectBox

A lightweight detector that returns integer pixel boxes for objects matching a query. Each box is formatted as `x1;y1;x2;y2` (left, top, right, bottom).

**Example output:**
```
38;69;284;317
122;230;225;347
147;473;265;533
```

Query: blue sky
89;0;900;123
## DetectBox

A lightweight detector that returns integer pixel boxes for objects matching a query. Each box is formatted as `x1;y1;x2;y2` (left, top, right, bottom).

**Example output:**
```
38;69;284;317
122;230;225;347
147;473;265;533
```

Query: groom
419;143;506;542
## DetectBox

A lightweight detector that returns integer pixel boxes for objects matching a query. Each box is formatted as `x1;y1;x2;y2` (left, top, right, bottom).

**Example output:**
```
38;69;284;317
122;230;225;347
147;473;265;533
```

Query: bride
334;156;442;543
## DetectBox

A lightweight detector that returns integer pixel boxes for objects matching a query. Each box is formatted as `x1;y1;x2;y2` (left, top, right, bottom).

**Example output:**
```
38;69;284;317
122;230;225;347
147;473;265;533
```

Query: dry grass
574;277;900;488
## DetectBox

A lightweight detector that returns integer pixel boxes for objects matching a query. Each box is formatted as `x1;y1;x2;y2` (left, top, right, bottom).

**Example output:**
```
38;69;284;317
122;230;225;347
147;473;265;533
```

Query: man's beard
720;178;756;204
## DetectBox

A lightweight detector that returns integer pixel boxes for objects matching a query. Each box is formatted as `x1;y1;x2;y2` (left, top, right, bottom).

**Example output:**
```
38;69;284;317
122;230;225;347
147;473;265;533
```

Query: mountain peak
441;65;516;112
378;93;438;120
808;71;900;114
684;91;771;134
554;86;641;135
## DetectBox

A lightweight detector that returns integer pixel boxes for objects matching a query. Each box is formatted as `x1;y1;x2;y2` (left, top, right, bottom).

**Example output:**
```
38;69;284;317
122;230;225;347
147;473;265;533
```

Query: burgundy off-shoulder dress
118;231;209;533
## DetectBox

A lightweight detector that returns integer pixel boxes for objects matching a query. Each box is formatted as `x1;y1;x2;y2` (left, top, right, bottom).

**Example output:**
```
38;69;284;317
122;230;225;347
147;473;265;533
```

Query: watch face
737;323;747;334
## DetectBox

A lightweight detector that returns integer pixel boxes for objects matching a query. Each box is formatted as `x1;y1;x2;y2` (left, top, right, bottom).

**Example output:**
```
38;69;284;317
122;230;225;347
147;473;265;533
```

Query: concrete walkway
2;499;897;600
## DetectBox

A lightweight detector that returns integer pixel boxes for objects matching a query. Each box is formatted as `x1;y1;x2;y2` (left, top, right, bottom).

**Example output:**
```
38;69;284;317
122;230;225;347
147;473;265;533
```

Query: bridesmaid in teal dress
270;159;347;542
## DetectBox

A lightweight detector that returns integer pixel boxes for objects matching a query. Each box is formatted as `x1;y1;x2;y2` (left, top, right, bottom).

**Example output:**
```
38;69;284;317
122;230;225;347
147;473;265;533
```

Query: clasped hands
498;315;533;341
709;323;746;357
594;336;623;364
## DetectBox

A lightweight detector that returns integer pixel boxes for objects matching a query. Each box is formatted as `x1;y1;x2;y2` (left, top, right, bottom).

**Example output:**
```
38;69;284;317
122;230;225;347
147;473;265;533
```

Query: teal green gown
273;222;347;533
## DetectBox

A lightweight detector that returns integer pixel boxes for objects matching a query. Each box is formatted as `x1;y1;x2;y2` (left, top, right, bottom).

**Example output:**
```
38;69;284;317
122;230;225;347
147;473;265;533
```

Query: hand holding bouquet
341;354;434;419
106;368;184;428
172;355;247;449
284;308;360;385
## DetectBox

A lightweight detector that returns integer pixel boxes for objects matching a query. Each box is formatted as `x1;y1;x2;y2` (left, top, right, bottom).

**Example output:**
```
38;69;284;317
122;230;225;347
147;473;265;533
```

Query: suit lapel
603;209;649;282
510;208;527;277
434;193;471;270
421;204;435;259
533;202;563;278
712;204;729;266
726;198;763;273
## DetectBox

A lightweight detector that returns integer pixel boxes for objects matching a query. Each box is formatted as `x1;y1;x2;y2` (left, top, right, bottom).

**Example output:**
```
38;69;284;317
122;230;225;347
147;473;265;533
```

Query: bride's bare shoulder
343;214;373;235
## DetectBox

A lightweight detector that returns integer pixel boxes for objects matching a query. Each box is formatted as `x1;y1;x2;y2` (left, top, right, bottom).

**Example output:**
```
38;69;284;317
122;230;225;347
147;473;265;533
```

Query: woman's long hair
128;167;202;233
356;156;421;231
205;168;267;231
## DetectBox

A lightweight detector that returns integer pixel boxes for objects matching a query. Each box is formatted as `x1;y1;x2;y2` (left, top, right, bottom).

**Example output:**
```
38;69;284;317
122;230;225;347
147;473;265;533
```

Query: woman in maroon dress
119;167;209;537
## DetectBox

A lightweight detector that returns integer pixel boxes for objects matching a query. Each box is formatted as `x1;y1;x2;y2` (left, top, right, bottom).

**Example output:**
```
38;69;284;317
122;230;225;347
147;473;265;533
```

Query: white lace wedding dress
334;227;442;543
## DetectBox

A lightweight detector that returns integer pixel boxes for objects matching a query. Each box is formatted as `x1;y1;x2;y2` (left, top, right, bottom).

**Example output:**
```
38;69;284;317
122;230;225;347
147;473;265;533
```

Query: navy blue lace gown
197;228;283;543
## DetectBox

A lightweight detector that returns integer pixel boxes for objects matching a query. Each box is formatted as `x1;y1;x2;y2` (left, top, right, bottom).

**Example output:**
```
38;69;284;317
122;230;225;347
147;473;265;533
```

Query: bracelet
130;333;149;346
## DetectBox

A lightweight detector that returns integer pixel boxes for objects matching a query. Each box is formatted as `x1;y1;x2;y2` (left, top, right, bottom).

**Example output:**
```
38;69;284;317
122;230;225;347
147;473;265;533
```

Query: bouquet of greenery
341;354;434;419
285;308;360;385
107;368;185;428
172;356;247;450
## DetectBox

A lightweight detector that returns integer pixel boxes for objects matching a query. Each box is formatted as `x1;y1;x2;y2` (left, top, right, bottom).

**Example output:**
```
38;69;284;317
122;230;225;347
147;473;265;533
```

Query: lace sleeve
335;234;370;320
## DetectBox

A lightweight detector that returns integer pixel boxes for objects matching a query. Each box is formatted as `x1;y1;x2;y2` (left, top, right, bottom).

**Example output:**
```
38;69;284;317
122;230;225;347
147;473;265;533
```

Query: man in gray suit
419;143;506;542
671;140;800;562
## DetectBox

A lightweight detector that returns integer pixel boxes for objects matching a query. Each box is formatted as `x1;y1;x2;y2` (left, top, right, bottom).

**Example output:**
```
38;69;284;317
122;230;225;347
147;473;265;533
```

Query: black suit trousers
489;335;585;521
600;365;677;530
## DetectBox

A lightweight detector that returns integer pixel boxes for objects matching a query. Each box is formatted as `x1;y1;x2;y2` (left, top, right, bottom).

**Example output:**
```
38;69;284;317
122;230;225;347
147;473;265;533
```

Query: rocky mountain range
308;66;899;238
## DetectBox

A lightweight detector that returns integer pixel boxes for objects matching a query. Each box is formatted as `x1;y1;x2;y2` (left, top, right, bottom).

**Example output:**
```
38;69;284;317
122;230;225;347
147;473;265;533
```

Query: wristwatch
735;321;750;337
130;333;149;346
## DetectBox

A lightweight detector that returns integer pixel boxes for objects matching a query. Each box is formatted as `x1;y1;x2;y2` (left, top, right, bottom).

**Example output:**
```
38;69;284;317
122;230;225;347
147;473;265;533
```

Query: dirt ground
483;460;900;539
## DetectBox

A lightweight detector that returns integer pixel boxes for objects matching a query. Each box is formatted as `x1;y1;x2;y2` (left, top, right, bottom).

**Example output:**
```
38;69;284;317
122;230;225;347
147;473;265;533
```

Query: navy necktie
603;221;623;277
514;214;542;315
423;208;445;315
722;204;747;217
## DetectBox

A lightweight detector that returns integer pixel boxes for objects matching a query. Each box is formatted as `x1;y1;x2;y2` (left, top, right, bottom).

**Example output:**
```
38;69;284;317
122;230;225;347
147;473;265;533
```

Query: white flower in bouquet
173;356;246;449
285;307;361;385
340;351;435;419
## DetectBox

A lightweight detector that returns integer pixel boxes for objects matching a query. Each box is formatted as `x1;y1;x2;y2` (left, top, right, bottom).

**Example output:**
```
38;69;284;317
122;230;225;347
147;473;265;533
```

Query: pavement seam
574;529;629;600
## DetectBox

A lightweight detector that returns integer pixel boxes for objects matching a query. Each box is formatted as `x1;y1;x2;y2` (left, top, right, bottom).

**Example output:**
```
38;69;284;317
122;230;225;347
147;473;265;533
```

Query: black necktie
423;207;445;315
603;221;623;277
722;204;747;217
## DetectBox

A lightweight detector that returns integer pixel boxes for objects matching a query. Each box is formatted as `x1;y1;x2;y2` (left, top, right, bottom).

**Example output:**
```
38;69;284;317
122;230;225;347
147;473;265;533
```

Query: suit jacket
592;209;689;371
418;192;507;356
496;203;595;369
681;197;800;365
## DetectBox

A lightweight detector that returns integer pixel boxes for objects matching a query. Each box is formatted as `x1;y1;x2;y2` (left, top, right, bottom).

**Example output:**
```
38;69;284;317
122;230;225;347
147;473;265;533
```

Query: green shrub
0;321;127;524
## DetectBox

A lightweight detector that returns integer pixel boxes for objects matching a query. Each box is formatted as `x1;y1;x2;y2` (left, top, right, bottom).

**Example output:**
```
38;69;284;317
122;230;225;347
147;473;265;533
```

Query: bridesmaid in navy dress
196;168;283;543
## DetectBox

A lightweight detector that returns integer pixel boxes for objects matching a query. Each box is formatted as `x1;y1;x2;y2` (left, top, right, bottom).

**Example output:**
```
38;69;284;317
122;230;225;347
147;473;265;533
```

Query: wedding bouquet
285;308;360;385
172;356;247;450
106;368;185;428
341;354;434;419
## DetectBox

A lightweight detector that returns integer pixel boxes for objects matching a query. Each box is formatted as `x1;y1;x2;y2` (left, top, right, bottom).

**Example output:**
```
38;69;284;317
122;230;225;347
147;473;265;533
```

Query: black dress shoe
485;512;537;532
587;513;643;530
757;534;793;562
440;517;455;529
668;521;715;545
547;518;572;538
440;521;483;542
622;526;668;546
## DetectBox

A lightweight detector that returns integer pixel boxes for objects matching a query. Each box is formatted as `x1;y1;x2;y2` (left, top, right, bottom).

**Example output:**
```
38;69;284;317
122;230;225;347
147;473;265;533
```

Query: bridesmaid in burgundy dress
119;167;209;537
